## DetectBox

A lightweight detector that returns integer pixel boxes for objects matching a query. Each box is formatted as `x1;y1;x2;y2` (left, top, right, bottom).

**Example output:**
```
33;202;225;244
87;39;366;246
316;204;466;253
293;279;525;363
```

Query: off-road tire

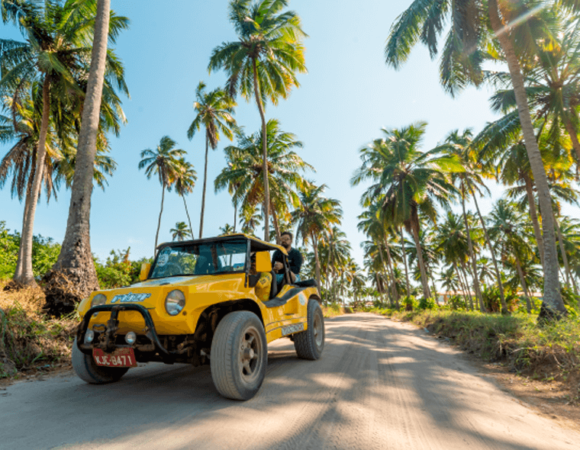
294;299;325;360
210;311;267;400
72;338;129;384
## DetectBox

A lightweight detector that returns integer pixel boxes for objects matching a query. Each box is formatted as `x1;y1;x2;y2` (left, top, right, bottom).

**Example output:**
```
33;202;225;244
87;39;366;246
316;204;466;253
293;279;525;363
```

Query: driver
272;231;303;285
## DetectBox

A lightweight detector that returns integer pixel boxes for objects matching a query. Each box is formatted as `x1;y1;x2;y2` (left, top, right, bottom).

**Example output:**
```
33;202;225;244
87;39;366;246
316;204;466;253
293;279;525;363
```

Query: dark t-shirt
272;247;303;275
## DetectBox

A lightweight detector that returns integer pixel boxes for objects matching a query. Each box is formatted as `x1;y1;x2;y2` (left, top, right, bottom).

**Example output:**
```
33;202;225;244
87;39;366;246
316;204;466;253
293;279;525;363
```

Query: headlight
165;290;186;316
84;329;95;344
91;294;107;308
125;332;137;345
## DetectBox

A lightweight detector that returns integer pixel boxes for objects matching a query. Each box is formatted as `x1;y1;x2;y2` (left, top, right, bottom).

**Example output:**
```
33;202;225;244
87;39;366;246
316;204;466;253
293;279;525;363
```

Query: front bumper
77;304;174;359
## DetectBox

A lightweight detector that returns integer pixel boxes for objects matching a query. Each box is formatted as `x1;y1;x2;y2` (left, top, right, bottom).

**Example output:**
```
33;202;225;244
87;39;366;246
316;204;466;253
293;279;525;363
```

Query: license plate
93;348;137;368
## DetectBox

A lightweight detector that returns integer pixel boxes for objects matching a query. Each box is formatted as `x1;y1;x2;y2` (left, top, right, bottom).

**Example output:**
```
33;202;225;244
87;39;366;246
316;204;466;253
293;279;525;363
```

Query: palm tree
444;129;504;313
187;81;236;238
215;119;312;241
487;200;535;313
173;158;197;236
138;136;185;253
208;0;307;241
1;0;128;287
385;0;566;317
219;223;236;236
352;123;461;299
170;222;191;241
292;183;342;288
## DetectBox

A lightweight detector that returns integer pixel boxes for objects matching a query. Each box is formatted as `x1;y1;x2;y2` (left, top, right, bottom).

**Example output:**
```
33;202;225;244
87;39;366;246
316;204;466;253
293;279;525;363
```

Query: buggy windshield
151;239;247;279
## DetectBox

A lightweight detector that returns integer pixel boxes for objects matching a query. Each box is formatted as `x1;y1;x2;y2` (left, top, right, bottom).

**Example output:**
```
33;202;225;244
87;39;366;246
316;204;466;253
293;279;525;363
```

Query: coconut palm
173;158;197;237
352;123;461;299
219;223;236;236
444;129;503;313
138;136;186;253
486;13;580;163
487;200;535;313
215;119;312;241
1;0;128;287
384;0;566;316
292;183;342;288
187;81;236;238
170;222;191;241
208;0;307;241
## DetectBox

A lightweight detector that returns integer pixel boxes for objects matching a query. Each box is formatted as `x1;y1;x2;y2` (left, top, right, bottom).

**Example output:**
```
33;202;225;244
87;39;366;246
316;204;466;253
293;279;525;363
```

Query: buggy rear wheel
294;299;325;360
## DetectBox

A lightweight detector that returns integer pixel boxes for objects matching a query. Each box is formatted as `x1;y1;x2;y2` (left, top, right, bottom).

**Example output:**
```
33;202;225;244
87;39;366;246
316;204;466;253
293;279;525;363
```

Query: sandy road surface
1;313;578;450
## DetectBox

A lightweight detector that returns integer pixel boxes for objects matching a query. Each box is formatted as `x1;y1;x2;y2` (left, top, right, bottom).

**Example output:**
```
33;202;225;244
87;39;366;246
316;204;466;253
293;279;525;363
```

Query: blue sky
1;0;540;266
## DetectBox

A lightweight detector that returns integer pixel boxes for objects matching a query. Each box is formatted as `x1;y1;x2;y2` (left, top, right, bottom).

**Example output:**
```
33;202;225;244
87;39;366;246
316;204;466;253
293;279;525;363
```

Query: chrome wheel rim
313;313;323;348
239;326;261;381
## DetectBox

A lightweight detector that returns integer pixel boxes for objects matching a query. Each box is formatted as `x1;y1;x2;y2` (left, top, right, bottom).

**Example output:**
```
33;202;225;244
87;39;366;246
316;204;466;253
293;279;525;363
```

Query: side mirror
139;263;151;281
254;251;272;273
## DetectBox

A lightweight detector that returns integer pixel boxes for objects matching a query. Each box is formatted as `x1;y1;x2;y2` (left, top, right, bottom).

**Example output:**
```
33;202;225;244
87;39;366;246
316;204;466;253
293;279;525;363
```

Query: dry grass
0;280;77;380
323;304;353;318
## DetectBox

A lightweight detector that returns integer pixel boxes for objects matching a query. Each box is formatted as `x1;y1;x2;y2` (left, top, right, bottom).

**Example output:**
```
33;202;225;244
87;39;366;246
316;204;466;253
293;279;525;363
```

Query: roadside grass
368;307;580;402
0;280;77;380
323;303;353;318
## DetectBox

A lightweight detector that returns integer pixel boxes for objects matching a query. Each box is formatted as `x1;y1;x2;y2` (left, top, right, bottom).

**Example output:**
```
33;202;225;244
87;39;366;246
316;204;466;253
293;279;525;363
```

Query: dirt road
1;313;578;449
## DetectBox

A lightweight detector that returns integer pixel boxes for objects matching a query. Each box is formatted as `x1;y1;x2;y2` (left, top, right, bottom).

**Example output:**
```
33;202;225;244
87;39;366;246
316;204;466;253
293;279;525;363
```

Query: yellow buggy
73;234;324;400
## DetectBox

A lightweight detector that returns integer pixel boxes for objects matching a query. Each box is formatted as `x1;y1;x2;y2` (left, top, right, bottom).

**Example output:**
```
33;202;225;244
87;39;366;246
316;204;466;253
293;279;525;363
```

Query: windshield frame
149;238;250;280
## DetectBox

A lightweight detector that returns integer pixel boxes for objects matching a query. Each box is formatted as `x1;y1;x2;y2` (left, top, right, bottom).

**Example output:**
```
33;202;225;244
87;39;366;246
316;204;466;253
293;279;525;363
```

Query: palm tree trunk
182;195;193;239
14;183;33;281
312;233;321;289
270;201;281;243
471;189;508;314
400;227;411;295
454;262;470;307
13;77;51;287
378;244;395;308
199;134;209;239
155;183;166;253
409;219;431;298
233;201;237;232
384;240;400;309
523;175;545;267
488;0;565;317
563;115;580;164
514;252;532;314
553;211;574;292
252;59;270;242
48;0;111;302
461;190;486;312
459;260;475;310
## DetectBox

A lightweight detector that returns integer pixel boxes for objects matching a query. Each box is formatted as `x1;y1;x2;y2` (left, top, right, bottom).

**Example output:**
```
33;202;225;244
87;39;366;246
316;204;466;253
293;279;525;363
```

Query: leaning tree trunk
454;262;470;306
489;0;565;318
377;245;395;308
400;227;411;295
182;195;193;239
409;220;431;299
199;133;209;238
13;78;51;287
461;189;486;312
523;175;545;267
46;0;111;315
312;233;321;289
471;189;508;313
252;59;270;242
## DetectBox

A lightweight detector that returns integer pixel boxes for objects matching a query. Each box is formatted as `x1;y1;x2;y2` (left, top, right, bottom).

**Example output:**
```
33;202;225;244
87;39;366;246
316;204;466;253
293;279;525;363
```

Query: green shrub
448;295;466;311
418;297;436;310
402;295;418;311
